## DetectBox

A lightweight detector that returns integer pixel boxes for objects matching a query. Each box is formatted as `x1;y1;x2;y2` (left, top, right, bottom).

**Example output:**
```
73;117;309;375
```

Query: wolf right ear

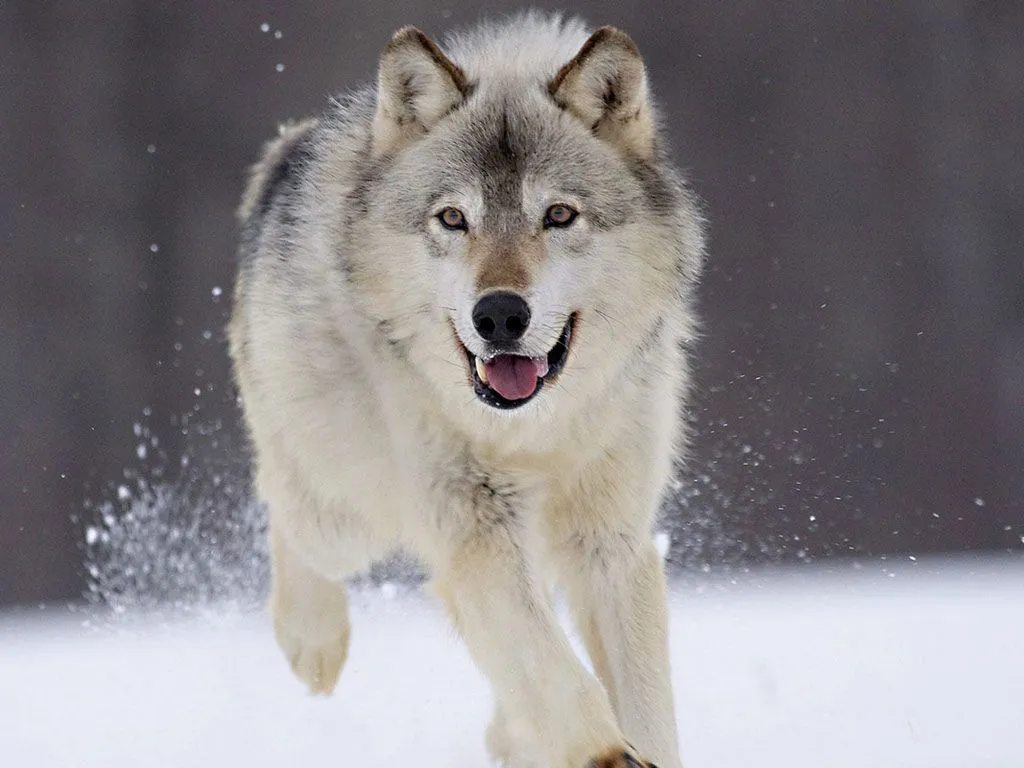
549;27;654;159
371;27;470;157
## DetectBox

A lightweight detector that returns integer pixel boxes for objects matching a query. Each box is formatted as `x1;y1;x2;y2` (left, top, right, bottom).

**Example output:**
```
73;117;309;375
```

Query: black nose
472;291;531;343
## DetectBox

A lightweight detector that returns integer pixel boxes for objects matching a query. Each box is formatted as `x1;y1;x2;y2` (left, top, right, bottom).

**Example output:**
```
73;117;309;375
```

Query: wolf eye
544;204;578;229
438;207;468;231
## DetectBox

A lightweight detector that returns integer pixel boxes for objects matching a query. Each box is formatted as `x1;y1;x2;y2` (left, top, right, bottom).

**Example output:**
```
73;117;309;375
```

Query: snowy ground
2;555;1022;768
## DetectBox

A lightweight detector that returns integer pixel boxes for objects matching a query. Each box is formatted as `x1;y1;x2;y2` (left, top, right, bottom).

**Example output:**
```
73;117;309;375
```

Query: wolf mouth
460;314;576;410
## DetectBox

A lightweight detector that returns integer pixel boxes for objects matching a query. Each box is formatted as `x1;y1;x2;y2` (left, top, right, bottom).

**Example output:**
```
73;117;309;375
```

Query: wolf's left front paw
587;749;659;768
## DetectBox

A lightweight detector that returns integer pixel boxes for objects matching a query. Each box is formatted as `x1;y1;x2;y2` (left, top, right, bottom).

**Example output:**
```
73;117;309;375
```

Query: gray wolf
228;11;704;768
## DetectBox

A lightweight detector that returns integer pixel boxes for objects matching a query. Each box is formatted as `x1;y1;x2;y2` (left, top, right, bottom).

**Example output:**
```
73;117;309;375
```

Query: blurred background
2;1;1022;609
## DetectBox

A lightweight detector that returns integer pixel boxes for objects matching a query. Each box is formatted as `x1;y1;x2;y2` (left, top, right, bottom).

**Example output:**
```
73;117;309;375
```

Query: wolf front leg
259;461;389;695
269;524;352;694
550;467;683;768
424;500;654;768
564;538;681;768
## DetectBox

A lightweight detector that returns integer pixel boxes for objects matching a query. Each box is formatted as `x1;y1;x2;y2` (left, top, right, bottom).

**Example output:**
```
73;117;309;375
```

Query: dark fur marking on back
255;134;316;221
237;216;264;271
238;131;317;272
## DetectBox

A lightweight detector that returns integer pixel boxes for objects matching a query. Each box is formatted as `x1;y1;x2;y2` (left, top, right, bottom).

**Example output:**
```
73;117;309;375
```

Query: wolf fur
228;12;704;768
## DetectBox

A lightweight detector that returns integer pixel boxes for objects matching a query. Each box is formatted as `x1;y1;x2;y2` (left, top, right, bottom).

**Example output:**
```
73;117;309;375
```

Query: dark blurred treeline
2;1;1021;606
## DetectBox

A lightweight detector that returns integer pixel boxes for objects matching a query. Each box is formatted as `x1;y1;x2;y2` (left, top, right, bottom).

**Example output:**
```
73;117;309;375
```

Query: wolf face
336;20;702;423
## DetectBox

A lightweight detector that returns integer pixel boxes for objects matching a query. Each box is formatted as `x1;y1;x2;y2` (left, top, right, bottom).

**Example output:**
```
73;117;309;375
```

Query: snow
2;556;1022;768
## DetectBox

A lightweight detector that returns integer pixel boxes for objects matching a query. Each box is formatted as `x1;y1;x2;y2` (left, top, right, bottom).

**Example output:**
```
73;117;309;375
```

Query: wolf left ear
549;27;654;159
372;26;470;157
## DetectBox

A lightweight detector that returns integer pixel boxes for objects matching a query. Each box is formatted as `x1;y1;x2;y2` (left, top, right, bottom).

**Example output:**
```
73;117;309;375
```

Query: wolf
228;11;704;768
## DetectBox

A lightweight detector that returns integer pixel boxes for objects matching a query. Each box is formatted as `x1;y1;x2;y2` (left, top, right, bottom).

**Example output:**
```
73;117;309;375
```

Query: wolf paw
277;624;350;695
587;749;659;768
269;550;352;695
485;711;515;766
271;584;351;695
485;708;541;768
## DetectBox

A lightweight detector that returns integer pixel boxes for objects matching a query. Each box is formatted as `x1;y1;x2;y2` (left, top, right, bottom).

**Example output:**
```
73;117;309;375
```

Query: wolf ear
372;26;470;157
548;27;654;158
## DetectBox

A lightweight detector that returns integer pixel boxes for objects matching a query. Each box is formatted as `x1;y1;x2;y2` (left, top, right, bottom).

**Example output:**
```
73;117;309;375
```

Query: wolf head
343;14;703;423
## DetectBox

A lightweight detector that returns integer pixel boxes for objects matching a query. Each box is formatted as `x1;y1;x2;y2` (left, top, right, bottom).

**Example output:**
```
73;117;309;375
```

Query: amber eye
544;204;578;229
438;207;467;231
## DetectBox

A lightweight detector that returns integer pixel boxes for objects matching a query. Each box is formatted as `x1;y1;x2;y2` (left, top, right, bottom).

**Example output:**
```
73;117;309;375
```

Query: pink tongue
484;355;546;401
